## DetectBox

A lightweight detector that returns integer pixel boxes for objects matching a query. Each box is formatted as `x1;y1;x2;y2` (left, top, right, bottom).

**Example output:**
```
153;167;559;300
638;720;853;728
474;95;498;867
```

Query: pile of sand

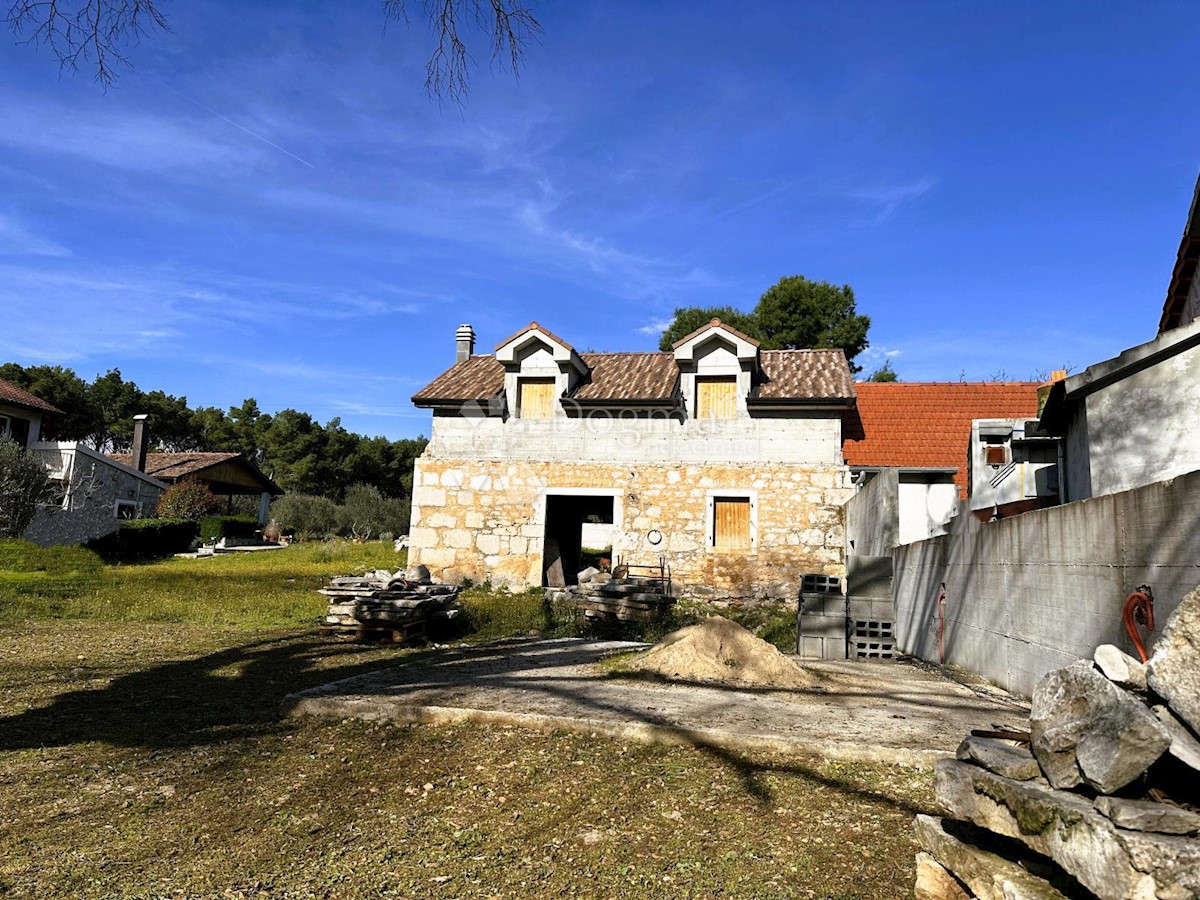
624;616;816;689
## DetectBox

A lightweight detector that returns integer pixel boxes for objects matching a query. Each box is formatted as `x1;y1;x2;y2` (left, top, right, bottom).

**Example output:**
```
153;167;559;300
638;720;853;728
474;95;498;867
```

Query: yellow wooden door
696;377;738;419
713;497;751;549
519;379;556;419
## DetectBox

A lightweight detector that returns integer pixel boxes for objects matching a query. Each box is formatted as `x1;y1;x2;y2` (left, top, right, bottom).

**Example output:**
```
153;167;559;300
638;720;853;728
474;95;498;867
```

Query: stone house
23;441;168;547
408;319;856;599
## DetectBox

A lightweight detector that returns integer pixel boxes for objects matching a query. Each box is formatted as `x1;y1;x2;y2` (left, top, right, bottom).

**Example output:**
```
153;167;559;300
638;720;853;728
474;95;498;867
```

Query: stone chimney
131;414;150;473
456;324;476;363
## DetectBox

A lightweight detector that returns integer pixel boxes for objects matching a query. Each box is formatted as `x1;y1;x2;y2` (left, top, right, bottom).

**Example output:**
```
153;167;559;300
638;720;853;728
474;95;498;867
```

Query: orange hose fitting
1122;586;1155;663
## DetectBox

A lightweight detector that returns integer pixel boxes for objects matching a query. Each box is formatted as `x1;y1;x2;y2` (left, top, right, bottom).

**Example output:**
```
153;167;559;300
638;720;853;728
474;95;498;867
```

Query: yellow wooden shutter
713;497;751;549
519;379;556;419
696;377;738;419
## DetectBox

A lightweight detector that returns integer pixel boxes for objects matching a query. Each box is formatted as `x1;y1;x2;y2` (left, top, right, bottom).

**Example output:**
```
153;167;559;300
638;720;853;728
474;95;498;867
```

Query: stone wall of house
23;447;165;547
408;456;852;599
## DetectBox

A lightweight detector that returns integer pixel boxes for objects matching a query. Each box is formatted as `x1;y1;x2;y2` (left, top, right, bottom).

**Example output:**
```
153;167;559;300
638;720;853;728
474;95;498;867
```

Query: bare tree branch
7;0;541;102
7;0;169;88
383;0;542;105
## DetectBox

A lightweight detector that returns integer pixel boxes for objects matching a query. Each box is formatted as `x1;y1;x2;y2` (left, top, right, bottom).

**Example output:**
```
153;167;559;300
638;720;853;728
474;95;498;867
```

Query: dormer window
518;378;556;419
696;376;738;419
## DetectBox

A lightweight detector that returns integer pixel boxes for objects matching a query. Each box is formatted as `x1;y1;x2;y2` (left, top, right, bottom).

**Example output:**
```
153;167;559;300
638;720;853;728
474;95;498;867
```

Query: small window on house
696;376;738;419
712;496;752;550
984;437;1008;467
518;378;557;419
114;500;139;520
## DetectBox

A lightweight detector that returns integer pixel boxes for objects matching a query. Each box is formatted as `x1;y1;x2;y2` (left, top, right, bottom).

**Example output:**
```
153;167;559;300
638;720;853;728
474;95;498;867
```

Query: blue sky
2;1;1197;439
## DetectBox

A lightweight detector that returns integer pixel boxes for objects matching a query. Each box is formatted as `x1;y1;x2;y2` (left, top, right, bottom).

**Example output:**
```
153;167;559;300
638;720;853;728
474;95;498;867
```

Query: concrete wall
23;443;166;547
1082;345;1200;497
1059;318;1200;501
427;409;844;466
893;470;1200;697
409;456;852;599
845;469;898;556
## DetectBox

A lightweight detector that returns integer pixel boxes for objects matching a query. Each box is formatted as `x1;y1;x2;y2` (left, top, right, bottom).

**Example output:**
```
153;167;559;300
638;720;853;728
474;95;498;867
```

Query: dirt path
286;638;1029;767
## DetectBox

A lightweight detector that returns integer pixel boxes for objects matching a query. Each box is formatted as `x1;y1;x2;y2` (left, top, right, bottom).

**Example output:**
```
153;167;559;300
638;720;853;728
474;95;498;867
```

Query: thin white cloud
0;214;71;257
636;319;672;337
0;94;259;173
0;262;425;364
849;177;937;223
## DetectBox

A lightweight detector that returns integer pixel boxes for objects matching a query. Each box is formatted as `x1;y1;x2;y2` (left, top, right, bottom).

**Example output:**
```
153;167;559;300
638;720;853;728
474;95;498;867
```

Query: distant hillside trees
0;363;427;506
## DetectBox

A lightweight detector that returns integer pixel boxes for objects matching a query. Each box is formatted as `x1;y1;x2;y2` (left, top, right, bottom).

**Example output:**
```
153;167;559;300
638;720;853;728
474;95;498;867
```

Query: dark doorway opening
543;494;614;587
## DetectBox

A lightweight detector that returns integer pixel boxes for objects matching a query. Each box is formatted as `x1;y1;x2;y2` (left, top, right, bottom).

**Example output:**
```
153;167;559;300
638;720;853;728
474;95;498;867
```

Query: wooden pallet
319;618;428;644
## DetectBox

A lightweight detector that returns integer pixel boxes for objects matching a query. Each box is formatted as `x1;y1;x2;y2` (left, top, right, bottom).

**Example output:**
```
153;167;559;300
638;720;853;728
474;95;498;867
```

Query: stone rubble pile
546;566;675;623
319;564;461;642
916;585;1200;900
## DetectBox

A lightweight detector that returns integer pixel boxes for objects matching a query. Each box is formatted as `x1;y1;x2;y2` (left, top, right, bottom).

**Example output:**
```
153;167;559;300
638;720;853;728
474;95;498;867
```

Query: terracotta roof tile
109;451;242;479
753;350;855;402
411;356;505;406
573;353;678;402
108;451;282;494
0;377;63;415
413;347;856;406
843;382;1040;496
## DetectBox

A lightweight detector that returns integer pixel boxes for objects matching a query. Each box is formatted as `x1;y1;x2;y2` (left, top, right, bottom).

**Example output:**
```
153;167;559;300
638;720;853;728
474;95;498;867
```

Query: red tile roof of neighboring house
1159;173;1200;334
843;382;1041;496
0;377;63;415
411;348;856;407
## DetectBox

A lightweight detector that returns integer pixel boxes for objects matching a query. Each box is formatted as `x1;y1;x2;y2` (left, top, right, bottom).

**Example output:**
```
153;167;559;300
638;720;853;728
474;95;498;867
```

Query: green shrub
198;515;259;544
87;518;199;562
270;493;339;539
157;479;221;520
0;436;50;538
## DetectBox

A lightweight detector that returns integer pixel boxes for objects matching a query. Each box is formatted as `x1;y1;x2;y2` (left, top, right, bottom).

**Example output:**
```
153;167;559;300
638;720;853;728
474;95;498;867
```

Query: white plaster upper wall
426;412;844;465
0;403;43;447
897;481;958;545
1085;342;1200;496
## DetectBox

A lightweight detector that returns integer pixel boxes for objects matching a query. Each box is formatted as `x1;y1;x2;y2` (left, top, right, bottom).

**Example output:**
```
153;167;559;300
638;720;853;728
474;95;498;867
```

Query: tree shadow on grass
0;632;421;751
0;633;940;817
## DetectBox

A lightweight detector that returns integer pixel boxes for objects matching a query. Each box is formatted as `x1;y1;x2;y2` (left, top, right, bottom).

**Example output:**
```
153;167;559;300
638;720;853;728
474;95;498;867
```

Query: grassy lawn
0;542;934;898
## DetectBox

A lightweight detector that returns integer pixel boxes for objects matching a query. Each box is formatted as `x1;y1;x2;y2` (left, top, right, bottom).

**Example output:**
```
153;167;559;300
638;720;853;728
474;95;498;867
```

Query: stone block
935;759;1200;900
1030;660;1169;793
1094;796;1200;836
913;815;1071;900
1151;705;1200;774
914;852;971;900
464;511;484;529
475;533;501;556
1093;644;1147;690
955;736;1042;782
1147;584;1200;734
445;529;473;550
